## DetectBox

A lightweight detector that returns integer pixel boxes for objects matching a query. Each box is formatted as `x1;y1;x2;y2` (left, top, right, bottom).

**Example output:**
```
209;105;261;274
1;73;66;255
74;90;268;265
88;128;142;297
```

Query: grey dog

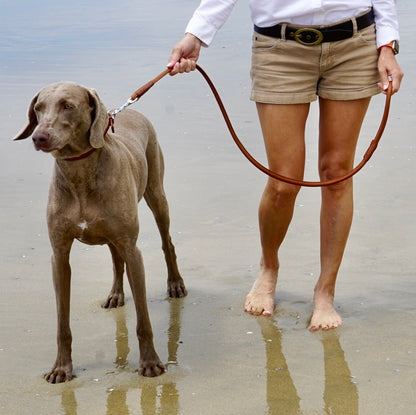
14;81;186;382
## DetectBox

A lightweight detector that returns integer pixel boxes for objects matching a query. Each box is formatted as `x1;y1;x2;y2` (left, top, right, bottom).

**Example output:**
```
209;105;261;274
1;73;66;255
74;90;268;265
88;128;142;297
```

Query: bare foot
309;290;342;331
244;267;277;316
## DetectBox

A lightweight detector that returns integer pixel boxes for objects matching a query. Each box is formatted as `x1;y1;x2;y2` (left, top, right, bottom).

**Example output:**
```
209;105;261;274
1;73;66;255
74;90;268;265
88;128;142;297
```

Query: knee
264;179;300;206
319;159;352;193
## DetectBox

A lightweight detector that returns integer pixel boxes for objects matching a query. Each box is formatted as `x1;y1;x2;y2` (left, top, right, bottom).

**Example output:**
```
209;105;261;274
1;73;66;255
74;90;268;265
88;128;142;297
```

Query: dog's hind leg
145;144;186;298
102;243;125;308
145;186;187;298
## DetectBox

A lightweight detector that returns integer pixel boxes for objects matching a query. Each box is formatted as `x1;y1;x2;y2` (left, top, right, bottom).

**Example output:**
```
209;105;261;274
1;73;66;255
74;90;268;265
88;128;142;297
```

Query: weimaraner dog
14;81;187;382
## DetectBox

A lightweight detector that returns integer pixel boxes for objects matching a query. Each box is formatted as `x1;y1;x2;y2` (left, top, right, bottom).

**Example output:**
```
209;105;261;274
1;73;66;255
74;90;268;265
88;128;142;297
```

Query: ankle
314;284;335;299
260;256;279;273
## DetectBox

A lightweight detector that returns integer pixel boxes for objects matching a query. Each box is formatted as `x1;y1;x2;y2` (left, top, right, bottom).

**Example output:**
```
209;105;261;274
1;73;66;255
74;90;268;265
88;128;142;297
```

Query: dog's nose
32;129;50;149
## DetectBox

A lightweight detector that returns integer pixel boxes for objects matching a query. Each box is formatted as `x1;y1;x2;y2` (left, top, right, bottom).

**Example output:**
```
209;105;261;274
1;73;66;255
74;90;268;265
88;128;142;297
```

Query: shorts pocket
252;32;283;51
355;24;377;47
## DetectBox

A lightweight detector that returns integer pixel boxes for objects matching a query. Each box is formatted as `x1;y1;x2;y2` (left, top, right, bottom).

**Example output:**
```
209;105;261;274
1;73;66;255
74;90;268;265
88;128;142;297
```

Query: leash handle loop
105;65;392;188
195;65;392;187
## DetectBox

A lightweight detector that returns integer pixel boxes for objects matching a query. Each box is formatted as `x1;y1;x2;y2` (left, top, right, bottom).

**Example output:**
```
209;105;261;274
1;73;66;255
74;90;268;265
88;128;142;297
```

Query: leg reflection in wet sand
322;333;359;414
257;317;301;414
258;318;358;414
112;308;130;370
59;299;184;415
106;307;130;415
61;388;78;415
108;299;183;414
140;298;183;414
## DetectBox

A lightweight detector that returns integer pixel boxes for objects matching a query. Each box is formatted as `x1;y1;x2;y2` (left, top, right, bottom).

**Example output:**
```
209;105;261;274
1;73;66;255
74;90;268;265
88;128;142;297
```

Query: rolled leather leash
195;65;393;187
106;64;393;187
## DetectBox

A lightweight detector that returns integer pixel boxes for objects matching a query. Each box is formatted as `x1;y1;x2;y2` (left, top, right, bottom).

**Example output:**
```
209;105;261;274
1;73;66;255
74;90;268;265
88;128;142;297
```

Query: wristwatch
380;40;399;55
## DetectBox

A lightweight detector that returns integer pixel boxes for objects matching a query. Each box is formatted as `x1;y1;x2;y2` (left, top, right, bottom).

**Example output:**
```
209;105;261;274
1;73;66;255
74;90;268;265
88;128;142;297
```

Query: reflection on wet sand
61;388;78;415
106;307;130;415
140;298;182;415
112;307;130;370
257;318;358;414
60;298;184;415
257;317;301;414
322;333;359;414
107;386;129;415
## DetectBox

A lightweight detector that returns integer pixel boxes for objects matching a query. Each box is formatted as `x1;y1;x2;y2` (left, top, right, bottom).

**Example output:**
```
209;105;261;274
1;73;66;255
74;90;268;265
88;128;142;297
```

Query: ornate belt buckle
294;28;323;46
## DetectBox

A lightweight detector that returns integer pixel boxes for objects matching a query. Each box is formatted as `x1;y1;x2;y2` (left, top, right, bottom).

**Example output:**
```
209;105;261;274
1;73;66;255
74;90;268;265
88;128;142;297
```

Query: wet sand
1;1;415;414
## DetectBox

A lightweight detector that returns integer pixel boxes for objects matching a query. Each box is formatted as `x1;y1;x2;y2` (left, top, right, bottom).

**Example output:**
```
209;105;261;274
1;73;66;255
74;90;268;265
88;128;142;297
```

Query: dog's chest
62;199;111;245
74;216;107;245
49;170;139;245
69;198;135;245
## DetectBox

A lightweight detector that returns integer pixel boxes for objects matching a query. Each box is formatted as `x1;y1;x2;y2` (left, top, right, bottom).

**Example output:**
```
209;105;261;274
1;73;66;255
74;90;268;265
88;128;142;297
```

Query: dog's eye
34;103;43;112
63;103;74;110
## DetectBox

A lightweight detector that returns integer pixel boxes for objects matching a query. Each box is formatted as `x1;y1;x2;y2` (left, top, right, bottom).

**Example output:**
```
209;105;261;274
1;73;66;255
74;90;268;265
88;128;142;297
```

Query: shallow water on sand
1;1;415;414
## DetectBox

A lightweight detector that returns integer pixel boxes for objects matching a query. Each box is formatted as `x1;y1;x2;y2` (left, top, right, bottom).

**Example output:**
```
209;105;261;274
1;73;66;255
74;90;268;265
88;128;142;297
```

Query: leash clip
104;112;115;136
108;113;115;133
104;68;171;138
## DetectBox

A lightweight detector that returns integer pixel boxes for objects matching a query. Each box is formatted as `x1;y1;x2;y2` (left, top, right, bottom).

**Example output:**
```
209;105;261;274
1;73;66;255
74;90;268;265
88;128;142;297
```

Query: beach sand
1;1;415;414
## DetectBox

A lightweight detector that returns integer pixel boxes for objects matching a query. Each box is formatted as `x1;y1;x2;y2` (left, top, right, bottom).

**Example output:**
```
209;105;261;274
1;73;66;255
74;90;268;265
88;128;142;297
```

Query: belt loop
351;16;358;34
281;23;287;40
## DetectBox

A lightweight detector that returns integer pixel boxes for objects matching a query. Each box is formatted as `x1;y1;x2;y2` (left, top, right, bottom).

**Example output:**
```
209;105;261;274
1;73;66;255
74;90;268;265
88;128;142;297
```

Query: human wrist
378;40;399;55
185;32;202;46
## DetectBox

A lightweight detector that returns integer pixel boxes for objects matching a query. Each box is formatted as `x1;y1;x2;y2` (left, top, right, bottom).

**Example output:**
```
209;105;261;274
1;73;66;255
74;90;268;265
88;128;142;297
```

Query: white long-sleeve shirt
185;0;399;48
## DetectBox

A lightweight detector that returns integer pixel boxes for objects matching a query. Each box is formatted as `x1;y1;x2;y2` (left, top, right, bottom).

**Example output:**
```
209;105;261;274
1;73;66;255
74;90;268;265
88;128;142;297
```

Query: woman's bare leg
309;97;371;331
245;102;309;316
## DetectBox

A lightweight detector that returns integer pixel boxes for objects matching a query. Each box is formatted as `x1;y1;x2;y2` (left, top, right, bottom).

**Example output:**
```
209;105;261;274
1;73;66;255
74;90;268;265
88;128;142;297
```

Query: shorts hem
318;84;381;100
250;90;317;104
251;84;381;104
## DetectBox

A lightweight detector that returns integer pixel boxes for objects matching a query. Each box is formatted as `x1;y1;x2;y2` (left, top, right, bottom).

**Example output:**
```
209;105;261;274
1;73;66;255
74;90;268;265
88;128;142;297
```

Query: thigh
318;97;371;173
256;102;310;179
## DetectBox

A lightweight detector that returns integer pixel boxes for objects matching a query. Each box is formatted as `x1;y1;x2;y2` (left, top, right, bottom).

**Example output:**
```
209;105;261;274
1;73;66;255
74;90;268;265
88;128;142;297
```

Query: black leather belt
254;9;374;46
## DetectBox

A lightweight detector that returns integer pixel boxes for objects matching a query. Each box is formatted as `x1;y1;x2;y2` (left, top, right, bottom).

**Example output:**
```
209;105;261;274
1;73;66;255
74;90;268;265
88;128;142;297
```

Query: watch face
393;40;400;54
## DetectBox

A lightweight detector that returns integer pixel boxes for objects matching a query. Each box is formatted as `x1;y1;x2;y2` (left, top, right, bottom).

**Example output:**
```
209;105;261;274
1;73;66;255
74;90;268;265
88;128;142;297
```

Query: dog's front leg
118;241;166;377
45;243;74;383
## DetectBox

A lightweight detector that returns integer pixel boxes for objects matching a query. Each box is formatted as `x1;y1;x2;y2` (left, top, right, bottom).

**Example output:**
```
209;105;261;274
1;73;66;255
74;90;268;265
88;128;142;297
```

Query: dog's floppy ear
13;93;39;141
88;88;107;149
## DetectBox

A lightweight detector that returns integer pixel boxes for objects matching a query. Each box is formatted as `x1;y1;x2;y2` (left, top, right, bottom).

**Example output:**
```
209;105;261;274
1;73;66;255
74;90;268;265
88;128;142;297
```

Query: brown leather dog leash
105;64;393;187
104;68;171;136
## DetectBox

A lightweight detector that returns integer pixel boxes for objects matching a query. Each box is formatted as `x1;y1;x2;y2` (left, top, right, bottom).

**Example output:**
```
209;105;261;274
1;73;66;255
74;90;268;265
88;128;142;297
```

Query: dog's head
13;82;108;158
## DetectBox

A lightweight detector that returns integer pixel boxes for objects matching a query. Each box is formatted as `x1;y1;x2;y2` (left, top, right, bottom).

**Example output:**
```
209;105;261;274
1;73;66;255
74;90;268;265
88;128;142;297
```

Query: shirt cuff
185;12;218;47
376;26;400;49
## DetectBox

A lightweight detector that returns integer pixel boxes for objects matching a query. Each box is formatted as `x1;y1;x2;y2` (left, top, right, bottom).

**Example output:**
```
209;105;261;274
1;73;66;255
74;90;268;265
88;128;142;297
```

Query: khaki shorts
250;22;380;104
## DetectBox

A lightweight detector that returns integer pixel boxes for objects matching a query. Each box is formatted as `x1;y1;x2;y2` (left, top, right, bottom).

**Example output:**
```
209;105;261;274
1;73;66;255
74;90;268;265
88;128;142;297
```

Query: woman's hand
377;46;404;94
167;33;203;75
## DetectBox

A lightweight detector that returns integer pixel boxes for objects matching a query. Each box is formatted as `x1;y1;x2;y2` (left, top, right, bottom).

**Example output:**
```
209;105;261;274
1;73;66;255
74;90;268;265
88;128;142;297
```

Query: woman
167;1;403;330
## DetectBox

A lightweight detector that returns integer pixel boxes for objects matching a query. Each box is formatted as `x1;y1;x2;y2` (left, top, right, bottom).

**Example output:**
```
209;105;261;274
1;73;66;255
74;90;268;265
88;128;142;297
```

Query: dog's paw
45;363;73;383
138;358;167;377
102;292;125;309
167;280;187;298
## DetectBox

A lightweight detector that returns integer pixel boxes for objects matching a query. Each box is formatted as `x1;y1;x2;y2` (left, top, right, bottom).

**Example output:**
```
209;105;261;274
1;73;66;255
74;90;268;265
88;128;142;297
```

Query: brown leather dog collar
62;147;97;161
